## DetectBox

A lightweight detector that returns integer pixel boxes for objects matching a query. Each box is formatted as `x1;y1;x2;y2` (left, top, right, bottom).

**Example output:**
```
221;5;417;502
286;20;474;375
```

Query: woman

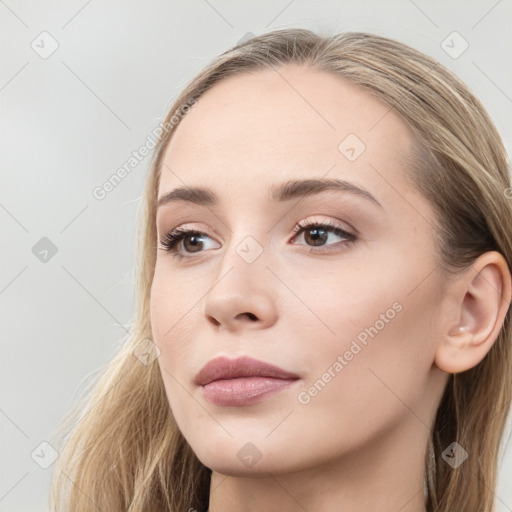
50;28;512;511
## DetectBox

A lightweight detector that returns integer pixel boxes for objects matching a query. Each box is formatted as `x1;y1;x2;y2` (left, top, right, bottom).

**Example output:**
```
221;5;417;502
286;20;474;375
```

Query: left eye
158;220;356;260
291;220;356;250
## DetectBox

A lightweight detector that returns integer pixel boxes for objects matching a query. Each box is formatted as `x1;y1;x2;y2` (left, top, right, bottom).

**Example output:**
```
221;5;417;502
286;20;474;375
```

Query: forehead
158;64;418;208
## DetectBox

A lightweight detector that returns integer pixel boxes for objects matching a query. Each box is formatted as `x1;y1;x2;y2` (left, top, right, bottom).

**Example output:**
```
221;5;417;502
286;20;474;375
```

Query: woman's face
150;64;450;476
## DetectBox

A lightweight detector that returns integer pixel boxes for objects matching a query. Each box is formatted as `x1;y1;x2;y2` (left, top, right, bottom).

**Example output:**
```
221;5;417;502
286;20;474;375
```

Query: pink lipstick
195;355;300;406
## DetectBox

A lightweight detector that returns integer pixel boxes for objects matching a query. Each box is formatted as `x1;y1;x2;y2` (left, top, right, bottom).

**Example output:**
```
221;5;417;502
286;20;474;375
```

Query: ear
434;251;512;374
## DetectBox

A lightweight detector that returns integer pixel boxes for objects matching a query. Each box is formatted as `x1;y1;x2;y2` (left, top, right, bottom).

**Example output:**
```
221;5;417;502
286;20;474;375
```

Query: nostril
207;315;221;327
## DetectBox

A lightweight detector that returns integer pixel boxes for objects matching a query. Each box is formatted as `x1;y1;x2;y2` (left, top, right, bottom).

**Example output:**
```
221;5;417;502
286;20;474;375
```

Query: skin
150;64;511;512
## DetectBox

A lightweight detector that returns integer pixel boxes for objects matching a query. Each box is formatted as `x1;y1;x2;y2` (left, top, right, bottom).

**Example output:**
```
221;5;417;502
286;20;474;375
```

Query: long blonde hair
49;28;512;511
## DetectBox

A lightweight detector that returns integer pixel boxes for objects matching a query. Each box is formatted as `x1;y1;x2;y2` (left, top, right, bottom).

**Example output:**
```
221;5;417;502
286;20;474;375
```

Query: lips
194;355;300;386
194;355;300;406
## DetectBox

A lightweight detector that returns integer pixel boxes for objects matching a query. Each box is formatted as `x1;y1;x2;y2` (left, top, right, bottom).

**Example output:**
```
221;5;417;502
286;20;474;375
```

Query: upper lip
195;355;300;386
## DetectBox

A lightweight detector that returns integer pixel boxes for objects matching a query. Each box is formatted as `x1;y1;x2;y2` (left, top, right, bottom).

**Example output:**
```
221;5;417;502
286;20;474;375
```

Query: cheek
298;270;437;430
287;260;399;342
296;253;435;378
150;264;198;345
150;270;197;420
150;267;195;395
291;307;434;465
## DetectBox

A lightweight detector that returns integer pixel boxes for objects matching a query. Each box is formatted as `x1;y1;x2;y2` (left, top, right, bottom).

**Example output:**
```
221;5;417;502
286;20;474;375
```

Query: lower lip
202;377;299;406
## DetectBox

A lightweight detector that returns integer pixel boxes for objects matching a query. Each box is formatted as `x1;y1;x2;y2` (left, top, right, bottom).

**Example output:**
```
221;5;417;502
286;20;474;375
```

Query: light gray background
1;1;512;510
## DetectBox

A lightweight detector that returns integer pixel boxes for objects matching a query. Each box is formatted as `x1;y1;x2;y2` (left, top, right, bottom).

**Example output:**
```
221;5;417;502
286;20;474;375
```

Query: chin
190;437;311;477
187;436;265;471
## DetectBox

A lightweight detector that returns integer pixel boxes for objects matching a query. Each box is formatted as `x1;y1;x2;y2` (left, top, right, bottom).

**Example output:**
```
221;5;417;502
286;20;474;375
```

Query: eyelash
158;219;356;261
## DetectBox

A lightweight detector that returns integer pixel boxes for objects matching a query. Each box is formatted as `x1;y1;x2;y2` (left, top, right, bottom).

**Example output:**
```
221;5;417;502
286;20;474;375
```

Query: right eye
158;227;219;260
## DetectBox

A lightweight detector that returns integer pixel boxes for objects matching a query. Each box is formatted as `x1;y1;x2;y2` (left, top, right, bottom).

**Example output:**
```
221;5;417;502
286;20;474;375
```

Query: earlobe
434;251;512;374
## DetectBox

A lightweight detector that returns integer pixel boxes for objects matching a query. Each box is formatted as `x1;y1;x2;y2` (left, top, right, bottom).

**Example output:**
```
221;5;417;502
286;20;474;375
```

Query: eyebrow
157;178;383;210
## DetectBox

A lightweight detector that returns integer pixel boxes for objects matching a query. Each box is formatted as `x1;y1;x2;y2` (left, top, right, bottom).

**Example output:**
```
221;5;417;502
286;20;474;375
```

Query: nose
203;247;278;333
